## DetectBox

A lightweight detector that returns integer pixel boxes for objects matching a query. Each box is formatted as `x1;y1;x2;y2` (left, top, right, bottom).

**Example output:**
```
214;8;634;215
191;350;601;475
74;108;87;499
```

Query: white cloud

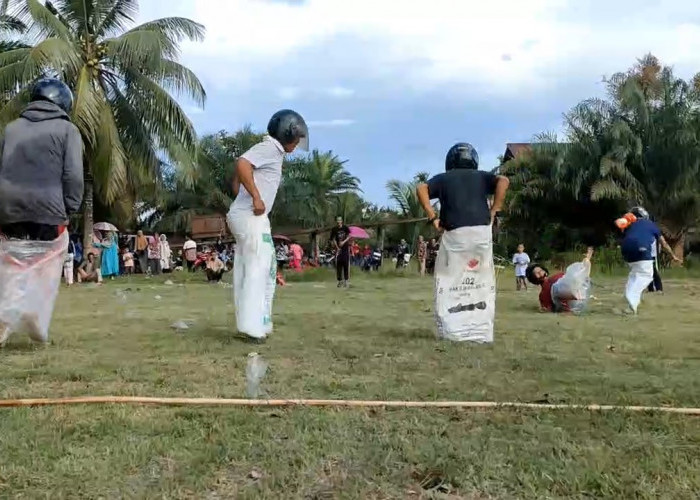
173;0;700;97
277;86;302;99
306;119;356;127
183;105;205;115
324;86;355;98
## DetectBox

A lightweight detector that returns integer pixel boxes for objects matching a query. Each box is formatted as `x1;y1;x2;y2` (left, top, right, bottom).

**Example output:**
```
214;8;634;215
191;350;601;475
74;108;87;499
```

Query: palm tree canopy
0;0;206;241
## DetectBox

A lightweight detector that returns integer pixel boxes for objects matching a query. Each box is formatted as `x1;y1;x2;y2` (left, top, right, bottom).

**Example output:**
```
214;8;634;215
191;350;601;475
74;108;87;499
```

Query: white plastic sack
0;231;67;345
551;260;592;314
227;213;276;339
625;260;654;313
434;225;495;343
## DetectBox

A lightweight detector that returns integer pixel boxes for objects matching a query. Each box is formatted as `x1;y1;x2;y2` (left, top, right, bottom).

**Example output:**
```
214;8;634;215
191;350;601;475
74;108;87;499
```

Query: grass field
1;267;700;498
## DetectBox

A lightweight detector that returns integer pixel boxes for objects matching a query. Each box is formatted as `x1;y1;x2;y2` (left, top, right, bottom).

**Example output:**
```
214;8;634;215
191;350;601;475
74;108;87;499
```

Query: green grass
1;268;699;498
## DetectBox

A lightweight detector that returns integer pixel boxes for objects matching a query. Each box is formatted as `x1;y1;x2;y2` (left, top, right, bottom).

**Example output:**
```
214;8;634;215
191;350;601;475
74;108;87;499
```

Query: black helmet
267;109;309;151
630;206;649;220
445;142;479;171
30;78;73;113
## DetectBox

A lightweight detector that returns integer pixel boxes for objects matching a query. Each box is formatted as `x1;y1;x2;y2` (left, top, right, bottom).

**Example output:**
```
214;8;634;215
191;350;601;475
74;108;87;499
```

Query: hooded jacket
0;101;84;226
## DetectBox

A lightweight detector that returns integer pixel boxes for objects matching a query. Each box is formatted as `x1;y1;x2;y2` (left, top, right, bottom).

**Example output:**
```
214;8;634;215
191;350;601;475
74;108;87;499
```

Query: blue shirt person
621;218;682;264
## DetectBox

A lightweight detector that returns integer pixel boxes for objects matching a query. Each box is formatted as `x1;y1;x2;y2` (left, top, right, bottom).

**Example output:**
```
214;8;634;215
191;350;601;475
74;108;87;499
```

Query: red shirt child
538;272;569;312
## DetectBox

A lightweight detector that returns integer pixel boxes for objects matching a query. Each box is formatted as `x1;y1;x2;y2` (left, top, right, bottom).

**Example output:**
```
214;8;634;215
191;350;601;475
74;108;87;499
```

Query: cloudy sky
139;0;700;205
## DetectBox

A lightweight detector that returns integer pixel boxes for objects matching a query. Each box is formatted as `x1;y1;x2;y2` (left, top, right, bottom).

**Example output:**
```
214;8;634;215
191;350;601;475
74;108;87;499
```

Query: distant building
502;143;532;163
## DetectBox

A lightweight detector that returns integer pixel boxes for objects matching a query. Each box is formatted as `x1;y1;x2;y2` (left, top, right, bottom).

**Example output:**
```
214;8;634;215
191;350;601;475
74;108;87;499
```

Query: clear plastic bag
245;352;268;398
0;232;67;345
552;260;591;314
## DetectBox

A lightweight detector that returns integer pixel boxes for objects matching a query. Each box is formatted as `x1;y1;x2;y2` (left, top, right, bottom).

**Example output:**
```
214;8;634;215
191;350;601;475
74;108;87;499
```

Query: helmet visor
297;134;309;152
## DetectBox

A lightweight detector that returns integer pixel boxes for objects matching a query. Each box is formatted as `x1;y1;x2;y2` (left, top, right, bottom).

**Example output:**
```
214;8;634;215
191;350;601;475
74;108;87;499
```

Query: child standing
63;238;75;286
122;248;135;275
512;244;530;291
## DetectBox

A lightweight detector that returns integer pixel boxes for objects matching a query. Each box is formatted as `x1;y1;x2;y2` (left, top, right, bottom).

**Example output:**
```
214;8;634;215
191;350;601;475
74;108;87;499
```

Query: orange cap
615;212;637;230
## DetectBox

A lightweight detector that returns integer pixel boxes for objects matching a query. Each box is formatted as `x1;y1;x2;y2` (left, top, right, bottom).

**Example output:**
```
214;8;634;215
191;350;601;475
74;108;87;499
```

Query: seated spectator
206;252;225;282
77;252;102;284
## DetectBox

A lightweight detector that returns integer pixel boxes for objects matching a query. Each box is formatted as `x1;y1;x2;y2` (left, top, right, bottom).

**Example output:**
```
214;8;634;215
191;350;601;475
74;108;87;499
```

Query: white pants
227;212;276;339
63;259;74;285
625;260;654;313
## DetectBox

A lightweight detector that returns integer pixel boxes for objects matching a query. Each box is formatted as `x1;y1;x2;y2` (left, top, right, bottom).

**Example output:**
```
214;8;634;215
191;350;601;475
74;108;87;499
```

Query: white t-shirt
512;252;530;277
229;136;285;217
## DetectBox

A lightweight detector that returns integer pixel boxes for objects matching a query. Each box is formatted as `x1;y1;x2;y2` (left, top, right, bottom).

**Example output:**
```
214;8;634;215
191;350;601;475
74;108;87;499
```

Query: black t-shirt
330;225;351;252
427;169;497;230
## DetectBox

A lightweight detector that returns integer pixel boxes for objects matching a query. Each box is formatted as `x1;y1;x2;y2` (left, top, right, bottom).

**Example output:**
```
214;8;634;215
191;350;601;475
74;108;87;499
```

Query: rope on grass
0;397;699;415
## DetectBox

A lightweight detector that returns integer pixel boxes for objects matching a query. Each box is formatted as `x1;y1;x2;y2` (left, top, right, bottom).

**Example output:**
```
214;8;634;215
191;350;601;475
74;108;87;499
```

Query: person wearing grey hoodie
0;78;83;241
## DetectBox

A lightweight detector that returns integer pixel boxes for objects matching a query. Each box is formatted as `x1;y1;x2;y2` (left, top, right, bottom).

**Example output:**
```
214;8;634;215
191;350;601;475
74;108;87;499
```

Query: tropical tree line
2;4;698;260
499;54;700;260
0;0;205;249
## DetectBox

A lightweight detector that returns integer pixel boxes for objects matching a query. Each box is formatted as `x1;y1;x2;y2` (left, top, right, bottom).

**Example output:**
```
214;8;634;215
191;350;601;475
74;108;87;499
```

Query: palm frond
92;99;128;202
130;16;205;44
94;0;138;37
15;0;72;39
143;58;205;106
71;64;101;146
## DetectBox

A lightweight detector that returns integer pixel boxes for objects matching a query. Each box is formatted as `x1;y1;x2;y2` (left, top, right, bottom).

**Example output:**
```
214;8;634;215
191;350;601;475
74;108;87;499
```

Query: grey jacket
0;101;84;226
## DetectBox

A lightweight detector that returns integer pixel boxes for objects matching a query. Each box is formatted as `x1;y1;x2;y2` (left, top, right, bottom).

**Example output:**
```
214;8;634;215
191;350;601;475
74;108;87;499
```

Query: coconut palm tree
386;172;432;248
502;56;700;255
0;0;205;248
271;150;361;228
571;56;700;256
143;136;233;233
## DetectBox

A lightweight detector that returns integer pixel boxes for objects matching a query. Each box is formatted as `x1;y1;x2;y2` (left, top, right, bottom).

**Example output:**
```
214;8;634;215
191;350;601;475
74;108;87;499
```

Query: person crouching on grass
227;109;309;341
206;252;225;283
526;247;594;313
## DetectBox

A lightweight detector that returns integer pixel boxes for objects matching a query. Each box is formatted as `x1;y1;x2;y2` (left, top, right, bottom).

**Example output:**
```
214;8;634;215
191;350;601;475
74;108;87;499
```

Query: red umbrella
273;234;291;242
348;226;370;239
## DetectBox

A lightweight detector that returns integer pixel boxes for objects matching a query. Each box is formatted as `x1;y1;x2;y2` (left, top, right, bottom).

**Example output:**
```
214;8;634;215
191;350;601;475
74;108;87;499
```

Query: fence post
310;231;319;265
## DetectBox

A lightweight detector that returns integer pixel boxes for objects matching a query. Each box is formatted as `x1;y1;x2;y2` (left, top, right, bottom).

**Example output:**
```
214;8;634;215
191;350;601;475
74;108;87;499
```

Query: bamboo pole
0;396;699;414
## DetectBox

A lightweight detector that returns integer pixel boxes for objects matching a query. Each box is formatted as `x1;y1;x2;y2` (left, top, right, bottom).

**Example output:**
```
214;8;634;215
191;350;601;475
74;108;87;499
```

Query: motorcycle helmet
445;142;479;171
267;109;309;151
30;78;73;113
629;206;649;220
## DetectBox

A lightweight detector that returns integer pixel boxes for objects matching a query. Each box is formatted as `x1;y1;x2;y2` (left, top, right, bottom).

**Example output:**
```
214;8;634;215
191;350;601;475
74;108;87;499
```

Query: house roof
502;143;532;162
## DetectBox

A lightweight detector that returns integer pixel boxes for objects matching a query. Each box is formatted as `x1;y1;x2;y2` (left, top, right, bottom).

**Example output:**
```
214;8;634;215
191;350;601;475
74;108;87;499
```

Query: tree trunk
378;225;385;252
660;222;686;264
670;233;686;263
310;232;319;265
82;175;94;254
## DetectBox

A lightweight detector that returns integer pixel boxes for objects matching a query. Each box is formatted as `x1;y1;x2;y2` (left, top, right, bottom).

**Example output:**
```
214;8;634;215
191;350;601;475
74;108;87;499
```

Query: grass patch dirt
1;269;699;498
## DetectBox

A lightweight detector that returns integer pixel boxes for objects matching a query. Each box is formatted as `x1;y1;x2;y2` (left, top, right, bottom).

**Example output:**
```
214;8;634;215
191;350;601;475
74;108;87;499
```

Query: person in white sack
618;206;681;314
227;109;309;340
416;143;509;343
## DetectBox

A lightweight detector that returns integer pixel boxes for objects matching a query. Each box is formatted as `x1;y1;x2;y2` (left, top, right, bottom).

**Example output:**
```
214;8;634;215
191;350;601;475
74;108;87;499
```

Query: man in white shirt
227;109;308;340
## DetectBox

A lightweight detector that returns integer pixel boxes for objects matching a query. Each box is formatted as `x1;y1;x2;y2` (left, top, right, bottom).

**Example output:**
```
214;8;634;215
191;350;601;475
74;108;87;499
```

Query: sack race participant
227;109;308;340
0;78;83;346
526;247;594;314
417;143;510;343
616;207;682;314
